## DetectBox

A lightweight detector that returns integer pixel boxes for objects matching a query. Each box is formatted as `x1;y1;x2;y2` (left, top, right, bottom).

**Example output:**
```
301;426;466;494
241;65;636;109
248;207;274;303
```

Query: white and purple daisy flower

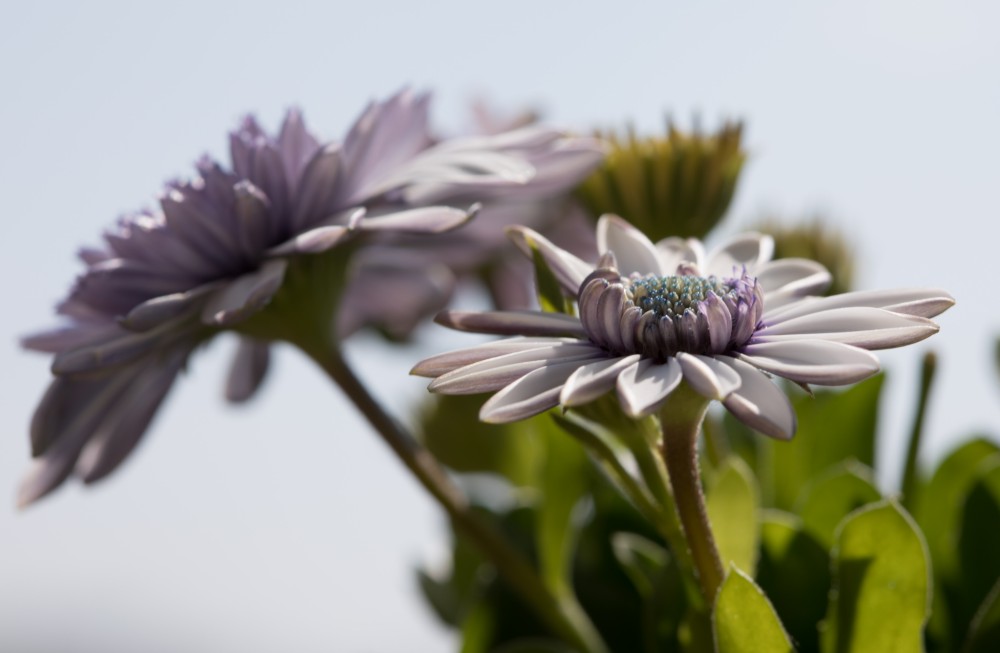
413;215;954;438
20;89;601;506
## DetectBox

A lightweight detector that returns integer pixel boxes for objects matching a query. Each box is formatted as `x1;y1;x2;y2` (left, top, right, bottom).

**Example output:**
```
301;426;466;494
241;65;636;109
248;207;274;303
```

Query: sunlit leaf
713;566;795;653
915;438;1000;581
821;501;930;653
706;457;760;574
766;376;883;511
757;510;831;653
794;460;881;549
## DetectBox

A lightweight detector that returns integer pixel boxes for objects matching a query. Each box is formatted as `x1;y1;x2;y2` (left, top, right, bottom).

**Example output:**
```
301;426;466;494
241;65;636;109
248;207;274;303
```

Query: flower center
578;269;764;360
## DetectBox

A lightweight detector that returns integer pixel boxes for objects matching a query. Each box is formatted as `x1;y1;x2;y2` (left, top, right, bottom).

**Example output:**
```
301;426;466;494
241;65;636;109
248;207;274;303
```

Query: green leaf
954;456;1000;646
529;237;572;314
757;510;832;653
611;532;669;598
794;460;882;549
915;438;1000;582
765;376;884;511
492;639;576;653
964;576;1000;653
459;600;496;653
713;566;795;653
419;394;540;487
706;457;761;574
534;417;590;596
821;501;930;653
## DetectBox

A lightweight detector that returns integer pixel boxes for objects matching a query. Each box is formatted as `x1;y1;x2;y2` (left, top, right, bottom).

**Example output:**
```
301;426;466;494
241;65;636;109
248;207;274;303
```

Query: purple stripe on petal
435;310;587;338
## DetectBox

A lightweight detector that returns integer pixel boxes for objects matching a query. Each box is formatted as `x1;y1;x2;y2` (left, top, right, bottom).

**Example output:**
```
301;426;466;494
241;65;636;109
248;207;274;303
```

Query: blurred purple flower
20;89;585;506
413;215;954;438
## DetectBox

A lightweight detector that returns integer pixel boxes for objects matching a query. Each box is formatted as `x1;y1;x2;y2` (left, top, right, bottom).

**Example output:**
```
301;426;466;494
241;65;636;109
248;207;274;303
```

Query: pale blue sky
2;1;998;651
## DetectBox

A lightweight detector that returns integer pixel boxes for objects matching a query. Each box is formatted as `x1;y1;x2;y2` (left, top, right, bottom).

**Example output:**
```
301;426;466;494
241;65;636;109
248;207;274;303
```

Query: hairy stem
659;385;724;605
306;345;608;653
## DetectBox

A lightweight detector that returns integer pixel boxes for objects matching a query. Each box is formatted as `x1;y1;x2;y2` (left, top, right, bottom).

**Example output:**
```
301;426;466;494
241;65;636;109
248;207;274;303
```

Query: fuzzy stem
659;385;724;605
306;346;608;653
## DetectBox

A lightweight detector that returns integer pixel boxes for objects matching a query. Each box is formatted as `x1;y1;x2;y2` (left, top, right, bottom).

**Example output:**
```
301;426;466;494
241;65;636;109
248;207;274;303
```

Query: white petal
705;232;774;276
200;259;287;326
739;340;881;385
754;306;939;350
764;287;955;323
616;358;682;418
507;225;593;295
430;344;605;394
358;205;475;234
719;357;796;440
755;258;832;297
479;360;584;423
656;237;706;274
560;355;641;407
435;310;588;338
596;214;662;275
676;353;742;400
410;337;572;377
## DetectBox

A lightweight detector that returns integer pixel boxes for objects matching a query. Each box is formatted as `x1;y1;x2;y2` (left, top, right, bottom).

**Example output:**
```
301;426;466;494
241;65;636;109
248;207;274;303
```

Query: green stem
901;351;937;510
305;345;608;653
659;385;724;605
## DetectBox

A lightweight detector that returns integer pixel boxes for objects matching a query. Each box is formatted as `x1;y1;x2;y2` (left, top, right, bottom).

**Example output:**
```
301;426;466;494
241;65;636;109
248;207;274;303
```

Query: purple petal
597;214;662;276
739;339;881;385
616;358;682;418
479;359;584;424
411;337;572;378
506;225;593;295
358;205;476;234
291;143;342;232
268;224;353;256
677;353;742;400
764;288;955;323
121;283;220;331
754;306;939;350
719;357;796;440
435;310;588;338
225;337;271;403
559;355;641;407
201;259;287;327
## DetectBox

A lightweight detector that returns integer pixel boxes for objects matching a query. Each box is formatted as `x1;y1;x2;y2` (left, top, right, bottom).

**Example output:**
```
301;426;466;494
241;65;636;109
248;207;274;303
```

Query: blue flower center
629;275;735;318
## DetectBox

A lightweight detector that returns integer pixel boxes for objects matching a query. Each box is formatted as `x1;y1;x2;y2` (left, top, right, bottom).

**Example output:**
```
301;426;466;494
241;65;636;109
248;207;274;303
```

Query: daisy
413;214;954;440
19;89;593;506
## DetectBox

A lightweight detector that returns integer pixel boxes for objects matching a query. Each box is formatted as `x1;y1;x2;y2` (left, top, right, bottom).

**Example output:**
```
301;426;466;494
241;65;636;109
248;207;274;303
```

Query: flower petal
763;287;955;323
121;283;220;331
719;357;796;440
479;360;585;424
740;339;881;385
225;337;271;403
358;205;476;234
754;306;939;349
411;337;572;377
755;258;832;298
430;344;605;395
560;354;641;407
200;259;288;327
705;232;774;276
75;356;185;483
656;237;706;274
596;214;662;275
616;358;682;418
267;225;353;256
677;353;742;400
506;225;592;295
435;310;587;338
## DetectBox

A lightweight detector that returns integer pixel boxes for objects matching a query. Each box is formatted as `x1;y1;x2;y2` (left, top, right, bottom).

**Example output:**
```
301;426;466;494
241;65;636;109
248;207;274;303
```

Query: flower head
413;215;954;437
20;89;581;506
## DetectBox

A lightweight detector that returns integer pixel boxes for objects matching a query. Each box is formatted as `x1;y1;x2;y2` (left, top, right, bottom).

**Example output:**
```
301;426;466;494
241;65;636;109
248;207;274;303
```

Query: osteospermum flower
412;215;954;437
20;89;587;506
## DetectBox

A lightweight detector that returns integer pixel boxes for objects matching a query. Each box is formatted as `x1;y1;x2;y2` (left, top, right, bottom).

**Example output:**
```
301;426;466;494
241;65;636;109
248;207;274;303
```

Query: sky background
1;1;998;651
